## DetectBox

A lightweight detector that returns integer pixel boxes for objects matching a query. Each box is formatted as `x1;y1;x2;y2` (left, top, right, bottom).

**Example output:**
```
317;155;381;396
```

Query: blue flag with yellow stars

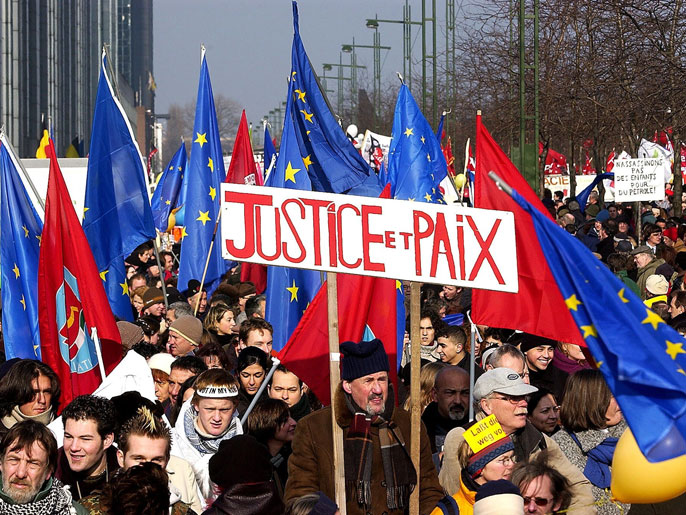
387;84;448;203
508;184;686;463
151;140;186;232
264;125;277;173
177;48;227;295
0;135;43;359
265;79;322;352
83;50;156;321
290;1;372;194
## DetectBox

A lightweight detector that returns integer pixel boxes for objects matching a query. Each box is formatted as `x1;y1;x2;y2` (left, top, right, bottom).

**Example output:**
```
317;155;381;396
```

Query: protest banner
544;173;614;200
614;158;666;202
220;183;518;292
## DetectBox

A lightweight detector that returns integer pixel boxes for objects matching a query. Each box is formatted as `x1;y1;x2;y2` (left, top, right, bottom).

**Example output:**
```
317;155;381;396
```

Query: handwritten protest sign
614;158;665;202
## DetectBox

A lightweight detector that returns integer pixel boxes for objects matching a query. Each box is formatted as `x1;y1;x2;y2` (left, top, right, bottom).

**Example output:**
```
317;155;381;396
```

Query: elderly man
439;368;595;514
0;420;87;513
285;339;444;514
631;245;673;300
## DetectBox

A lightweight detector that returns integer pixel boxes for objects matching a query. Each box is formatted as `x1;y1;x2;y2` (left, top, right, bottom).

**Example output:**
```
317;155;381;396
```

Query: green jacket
0;475;88;514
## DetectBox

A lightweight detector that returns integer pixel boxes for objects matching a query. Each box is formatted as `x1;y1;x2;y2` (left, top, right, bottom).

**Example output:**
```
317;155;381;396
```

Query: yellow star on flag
295;89;306;102
285;162;300;183
302;155;313;170
404;127;413;137
641;309;664;330
36;235;42;246
424;193;432;202
195;132;207;148
426;153;432;162
22;225;29;238
180;226;188;240
83;207;89;215
196;210;211;226
678;368;686;376
396;280;402;291
165;200;171;205
420;136;426;144
169;165;174;171
209;186;216;201
617;288;629;304
565;294;582;311
300;110;314;123
20;295;26;311
12;263;19;279
286;280;299;302
120;282;129;295
665;340;686;360
99;269;109;281
580;325;597;338
207;157;214;172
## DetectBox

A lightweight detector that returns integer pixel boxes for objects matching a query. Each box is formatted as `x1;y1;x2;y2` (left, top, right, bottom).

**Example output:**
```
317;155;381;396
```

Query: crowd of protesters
0;191;685;514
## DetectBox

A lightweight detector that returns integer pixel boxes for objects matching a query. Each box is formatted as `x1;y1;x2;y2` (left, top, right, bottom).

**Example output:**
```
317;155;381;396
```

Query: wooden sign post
409;281;422;515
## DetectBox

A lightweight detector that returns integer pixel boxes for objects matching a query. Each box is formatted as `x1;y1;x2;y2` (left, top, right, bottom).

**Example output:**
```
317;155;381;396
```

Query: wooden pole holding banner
409;281;421;515
194;210;222;317
326;272;347;515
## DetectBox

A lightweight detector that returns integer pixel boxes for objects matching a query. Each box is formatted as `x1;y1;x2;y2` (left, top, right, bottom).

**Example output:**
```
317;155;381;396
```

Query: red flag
472;115;583;345
582;151;595;175
38;141;122;410
443;136;456;176
277;185;399;405
240;262;267;294
606;150;616;173
538;142;568;175
225;110;262;185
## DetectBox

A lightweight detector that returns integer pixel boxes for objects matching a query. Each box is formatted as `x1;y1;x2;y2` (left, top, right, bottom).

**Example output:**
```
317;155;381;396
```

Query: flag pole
90;327;108;381
240;357;281;426
151;235;168;311
194;210;222;316
465;310;482;422
0;129;46;214
326;272;347;515
409;281;421;515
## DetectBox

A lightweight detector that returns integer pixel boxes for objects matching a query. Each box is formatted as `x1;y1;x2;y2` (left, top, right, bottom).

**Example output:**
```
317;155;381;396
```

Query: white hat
646;274;669;296
147;353;176;376
474;367;538;401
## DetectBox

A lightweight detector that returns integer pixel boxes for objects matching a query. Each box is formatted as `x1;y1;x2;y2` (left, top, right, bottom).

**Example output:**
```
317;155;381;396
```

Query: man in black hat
284;339;444;515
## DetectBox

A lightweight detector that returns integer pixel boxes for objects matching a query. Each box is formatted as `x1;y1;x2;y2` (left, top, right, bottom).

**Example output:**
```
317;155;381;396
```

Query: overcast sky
153;0;452;132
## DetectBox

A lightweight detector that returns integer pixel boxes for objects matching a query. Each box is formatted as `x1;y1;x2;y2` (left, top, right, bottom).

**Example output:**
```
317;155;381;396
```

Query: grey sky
153;0;440;132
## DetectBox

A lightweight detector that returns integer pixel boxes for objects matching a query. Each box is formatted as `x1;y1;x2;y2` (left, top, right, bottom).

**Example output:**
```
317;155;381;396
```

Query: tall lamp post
322;57;366;123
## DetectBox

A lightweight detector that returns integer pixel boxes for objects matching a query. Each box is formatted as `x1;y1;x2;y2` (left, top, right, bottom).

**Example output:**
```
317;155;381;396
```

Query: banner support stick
326;272;347;514
240;357;281;425
409;281;421;515
91;327;107;381
194;210;222;316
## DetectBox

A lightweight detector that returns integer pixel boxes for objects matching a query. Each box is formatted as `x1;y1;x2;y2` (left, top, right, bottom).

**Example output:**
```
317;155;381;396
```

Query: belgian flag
35;115;49;158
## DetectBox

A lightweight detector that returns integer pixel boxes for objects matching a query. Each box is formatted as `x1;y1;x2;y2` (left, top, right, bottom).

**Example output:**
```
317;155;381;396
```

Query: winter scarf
568;432;618;489
183;406;240;455
1;405;54;430
343;389;416;511
0;477;76;515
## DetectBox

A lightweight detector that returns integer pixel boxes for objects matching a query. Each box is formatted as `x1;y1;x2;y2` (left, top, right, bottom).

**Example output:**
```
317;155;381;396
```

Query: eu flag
264;125;277;174
290;1;372;193
507;179;686;462
577;172;613;213
151;140;186;232
177;48;227;294
387;84;448;203
0;135;43;359
265;79;322;352
83;50;156;321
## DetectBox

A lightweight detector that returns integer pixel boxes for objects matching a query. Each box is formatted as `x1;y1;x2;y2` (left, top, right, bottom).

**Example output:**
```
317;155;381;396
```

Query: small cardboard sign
613;158;666;202
463;414;507;453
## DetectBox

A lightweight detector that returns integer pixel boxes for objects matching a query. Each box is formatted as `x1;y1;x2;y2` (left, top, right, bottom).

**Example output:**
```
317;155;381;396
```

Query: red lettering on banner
224;192;274;258
430;213;456;279
337;204;362;269
301;198;329;266
413;211;434;275
362;205;385;272
384;231;396;249
281;199;306;263
255;206;281;261
456;215;466;280
399;232;412;249
327;204;337;267
466;216;504;284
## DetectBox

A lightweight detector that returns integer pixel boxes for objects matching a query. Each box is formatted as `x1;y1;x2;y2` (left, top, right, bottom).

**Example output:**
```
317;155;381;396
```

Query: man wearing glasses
470;369;594;514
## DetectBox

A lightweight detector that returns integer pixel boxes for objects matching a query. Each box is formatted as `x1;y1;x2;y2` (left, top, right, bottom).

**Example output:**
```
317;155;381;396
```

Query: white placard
221;184;518;293
613;158;665;202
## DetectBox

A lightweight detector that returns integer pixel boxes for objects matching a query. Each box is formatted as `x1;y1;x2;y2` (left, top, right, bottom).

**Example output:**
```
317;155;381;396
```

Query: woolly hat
236;281;257;297
595;209;610;222
340;339;389;381
646;274;669;295
585;204;600;217
185;279;201;299
473;479;524;515
169;315;203;347
116;321;144;351
467;434;514;479
519;333;557;353
147;352;176;376
209;435;272;487
142;287;164;309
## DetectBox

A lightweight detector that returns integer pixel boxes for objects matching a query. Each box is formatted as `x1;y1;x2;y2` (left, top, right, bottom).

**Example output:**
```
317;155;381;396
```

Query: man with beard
285;339;444;515
421;366;470;453
0;420;87;513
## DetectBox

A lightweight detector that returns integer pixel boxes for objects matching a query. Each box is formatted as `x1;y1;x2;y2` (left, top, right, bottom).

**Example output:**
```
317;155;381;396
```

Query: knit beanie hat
147;352;176;375
169;316;203;347
142;287;164;309
116;321;144;351
467;435;514;479
518;333;556;353
340;339;389;381
236;281;257;297
185;279;201;299
209;435;272;488
473;479;524;515
309;491;339;515
465;415;515;479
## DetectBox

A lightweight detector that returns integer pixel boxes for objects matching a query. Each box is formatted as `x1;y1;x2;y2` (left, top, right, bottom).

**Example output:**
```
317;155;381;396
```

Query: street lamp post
322;57;366;122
